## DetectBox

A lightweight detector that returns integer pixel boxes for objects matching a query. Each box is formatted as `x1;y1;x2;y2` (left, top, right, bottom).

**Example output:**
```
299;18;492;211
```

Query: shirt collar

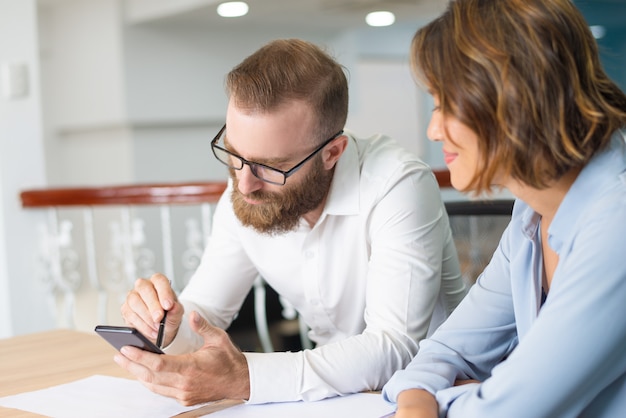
320;131;360;217
547;131;626;252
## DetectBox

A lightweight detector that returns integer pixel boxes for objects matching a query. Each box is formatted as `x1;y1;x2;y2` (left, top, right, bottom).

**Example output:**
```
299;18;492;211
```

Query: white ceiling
37;0;625;34
125;0;447;32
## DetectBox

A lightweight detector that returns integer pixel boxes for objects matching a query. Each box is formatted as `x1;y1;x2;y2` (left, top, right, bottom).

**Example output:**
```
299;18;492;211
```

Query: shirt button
310;299;320;306
304;251;315;259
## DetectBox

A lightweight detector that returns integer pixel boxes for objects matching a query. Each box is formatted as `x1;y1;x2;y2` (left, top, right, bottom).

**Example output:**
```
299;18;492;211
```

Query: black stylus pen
156;310;168;349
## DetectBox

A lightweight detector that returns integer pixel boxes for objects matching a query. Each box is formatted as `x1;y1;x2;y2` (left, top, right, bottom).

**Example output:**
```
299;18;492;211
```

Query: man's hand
121;273;182;347
114;311;250;405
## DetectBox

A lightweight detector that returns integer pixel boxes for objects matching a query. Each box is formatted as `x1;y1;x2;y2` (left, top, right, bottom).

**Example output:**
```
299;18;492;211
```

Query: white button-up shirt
168;131;467;403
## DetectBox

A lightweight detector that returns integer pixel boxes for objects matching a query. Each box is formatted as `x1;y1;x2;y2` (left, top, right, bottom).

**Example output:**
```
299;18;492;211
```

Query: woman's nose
426;112;442;143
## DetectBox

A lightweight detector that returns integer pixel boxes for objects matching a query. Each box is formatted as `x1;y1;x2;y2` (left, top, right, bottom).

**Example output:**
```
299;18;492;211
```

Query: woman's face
426;96;481;191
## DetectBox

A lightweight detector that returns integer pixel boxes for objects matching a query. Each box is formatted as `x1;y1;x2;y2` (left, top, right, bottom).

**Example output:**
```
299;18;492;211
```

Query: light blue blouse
383;131;626;417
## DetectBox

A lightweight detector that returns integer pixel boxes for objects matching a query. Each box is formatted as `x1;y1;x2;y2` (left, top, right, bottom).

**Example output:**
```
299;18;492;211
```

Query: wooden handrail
20;182;228;207
433;169;451;189
19;170;451;208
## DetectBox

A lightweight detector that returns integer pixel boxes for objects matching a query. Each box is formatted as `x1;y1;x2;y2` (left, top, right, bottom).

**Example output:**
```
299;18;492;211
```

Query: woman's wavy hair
411;0;626;194
226;38;348;143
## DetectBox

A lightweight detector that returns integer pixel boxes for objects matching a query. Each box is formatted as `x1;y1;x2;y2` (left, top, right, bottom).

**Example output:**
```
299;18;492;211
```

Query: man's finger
189;311;228;344
151;273;176;311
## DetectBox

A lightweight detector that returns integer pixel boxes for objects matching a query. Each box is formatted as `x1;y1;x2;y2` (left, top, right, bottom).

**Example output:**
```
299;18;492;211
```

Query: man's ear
322;134;348;170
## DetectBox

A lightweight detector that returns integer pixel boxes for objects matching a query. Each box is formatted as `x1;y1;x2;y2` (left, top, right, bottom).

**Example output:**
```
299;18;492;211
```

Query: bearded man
117;38;467;405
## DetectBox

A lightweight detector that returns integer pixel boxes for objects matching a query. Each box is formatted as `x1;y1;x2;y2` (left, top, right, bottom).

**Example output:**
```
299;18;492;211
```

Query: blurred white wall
38;1;438;188
0;0;53;337
38;0;133;186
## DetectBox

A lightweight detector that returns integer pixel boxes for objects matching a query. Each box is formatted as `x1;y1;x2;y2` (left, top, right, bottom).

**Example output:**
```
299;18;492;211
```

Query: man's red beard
230;156;334;235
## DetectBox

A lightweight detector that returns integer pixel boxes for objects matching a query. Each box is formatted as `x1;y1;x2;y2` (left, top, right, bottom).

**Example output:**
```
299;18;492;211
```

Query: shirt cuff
436;384;477;416
244;351;301;404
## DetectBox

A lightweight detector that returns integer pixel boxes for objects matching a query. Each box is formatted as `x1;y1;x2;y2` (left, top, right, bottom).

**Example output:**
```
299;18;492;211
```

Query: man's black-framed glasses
211;124;344;186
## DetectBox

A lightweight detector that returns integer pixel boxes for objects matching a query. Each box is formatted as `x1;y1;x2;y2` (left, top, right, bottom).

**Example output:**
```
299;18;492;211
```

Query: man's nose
236;164;264;195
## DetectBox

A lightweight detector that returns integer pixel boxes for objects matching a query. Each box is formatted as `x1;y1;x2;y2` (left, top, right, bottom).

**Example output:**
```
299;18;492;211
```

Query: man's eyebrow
223;135;292;166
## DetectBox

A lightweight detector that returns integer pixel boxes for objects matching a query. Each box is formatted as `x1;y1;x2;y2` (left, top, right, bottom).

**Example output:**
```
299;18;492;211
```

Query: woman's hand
394;389;438;418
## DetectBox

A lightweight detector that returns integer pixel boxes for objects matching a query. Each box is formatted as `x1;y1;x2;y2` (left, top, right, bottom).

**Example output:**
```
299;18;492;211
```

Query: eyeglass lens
212;146;286;184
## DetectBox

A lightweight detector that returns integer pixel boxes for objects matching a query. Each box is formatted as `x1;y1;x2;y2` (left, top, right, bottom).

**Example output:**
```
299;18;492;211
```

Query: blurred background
1;0;624;340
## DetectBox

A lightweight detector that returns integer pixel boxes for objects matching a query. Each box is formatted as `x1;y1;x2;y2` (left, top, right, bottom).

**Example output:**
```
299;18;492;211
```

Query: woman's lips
443;150;457;165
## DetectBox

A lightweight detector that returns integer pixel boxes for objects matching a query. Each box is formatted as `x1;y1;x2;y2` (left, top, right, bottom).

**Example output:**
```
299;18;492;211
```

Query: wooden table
0;329;241;417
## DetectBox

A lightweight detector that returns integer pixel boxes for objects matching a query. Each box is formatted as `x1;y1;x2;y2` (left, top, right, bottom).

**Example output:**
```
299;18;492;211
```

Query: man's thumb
189;311;219;340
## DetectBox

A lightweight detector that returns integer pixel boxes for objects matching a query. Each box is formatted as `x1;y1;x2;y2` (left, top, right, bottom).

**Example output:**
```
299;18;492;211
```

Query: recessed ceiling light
217;2;249;18
365;11;395;27
589;25;606;39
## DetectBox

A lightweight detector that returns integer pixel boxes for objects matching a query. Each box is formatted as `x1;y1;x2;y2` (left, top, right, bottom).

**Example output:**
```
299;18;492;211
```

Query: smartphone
94;325;164;354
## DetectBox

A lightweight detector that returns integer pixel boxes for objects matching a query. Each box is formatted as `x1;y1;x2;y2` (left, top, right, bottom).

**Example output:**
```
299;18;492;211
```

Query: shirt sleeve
245;166;466;403
244;329;417;403
384;202;626;417
383;220;518;403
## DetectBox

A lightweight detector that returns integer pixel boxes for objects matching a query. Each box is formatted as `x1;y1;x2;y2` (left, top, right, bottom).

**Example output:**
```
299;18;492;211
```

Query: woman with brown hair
382;0;626;416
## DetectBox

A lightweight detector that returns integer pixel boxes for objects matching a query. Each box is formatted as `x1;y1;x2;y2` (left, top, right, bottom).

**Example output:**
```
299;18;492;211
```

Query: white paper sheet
0;375;201;418
210;392;395;418
0;375;395;418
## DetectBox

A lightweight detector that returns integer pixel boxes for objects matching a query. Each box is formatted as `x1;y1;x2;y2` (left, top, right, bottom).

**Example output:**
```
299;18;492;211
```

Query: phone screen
95;325;164;354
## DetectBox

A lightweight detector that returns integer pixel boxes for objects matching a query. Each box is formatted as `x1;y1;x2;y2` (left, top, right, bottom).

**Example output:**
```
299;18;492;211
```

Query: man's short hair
226;38;349;142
